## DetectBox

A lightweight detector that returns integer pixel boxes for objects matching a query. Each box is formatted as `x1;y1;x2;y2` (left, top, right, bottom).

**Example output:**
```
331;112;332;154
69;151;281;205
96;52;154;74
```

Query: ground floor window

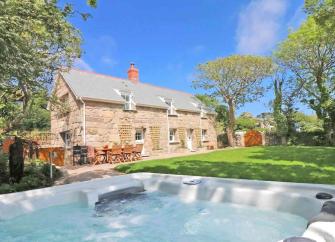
60;131;72;148
135;129;144;143
169;129;176;142
201;129;208;141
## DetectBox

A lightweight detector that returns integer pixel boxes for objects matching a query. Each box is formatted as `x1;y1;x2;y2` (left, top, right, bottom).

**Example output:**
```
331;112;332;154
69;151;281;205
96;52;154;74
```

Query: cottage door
186;129;193;150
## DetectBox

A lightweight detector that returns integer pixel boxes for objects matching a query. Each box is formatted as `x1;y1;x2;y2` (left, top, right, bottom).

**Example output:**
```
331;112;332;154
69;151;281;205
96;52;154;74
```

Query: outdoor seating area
92;144;143;165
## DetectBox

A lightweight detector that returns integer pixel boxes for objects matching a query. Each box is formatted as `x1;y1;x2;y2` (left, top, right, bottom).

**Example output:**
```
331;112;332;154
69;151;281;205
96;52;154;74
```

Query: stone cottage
50;64;217;163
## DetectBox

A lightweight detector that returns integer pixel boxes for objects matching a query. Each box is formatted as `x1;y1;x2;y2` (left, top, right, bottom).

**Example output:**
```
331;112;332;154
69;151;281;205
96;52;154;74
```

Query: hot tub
0;173;334;242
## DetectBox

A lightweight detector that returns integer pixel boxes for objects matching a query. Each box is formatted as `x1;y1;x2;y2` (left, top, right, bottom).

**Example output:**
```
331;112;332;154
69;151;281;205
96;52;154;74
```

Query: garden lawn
116;146;335;184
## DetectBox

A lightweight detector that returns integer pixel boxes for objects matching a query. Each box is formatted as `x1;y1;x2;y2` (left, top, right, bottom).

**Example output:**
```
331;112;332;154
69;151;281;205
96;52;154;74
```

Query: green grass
116;146;335;184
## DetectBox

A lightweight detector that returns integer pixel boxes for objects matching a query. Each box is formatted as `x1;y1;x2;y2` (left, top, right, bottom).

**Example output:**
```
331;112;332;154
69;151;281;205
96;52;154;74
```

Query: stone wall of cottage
168;111;217;152
49;76;218;163
85;101;169;155
84;101;217;156
50;76;84;163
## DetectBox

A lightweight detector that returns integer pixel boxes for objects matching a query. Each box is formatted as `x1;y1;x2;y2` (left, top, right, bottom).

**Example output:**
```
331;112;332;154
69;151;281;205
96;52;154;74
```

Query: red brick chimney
127;63;139;84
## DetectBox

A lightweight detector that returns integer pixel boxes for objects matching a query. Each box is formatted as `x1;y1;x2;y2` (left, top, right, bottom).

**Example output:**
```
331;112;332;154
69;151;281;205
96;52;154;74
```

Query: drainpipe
79;97;86;145
167;109;170;153
200;112;202;146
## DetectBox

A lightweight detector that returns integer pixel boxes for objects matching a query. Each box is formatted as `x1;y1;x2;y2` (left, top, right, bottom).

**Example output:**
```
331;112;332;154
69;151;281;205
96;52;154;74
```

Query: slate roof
60;69;212;113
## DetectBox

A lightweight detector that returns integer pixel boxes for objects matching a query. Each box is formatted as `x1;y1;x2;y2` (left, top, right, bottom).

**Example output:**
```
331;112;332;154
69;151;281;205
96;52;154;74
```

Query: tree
20;91;50;131
195;94;228;127
275;17;335;144
305;0;335;33
9;137;24;183
272;69;302;139
194;55;273;146
0;0;82;132
294;112;323;132
235;112;258;131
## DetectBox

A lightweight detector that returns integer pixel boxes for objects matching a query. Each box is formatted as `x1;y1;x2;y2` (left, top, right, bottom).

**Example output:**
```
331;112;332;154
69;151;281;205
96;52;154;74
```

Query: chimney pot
127;63;139;84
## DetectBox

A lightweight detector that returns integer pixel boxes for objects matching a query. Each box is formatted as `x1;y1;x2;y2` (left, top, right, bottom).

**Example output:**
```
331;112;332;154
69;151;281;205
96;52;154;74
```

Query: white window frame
169;129;176;142
166;99;177;115
201;129;208;142
61;131;71;148
200;106;207;118
121;92;136;111
159;96;177;115
135;129;144;143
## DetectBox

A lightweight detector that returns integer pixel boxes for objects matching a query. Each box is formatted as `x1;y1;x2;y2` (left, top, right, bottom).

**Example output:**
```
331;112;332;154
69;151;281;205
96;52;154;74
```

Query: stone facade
51;76;218;165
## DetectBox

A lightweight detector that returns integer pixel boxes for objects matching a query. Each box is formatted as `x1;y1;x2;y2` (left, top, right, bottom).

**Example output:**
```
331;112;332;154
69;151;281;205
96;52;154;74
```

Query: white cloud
96;35;118;67
74;58;93;71
236;0;288;54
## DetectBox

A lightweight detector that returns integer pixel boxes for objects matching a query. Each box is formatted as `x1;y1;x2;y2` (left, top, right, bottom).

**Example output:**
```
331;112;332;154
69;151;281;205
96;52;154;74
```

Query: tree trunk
9;137;24;183
227;99;235;147
324;119;335;146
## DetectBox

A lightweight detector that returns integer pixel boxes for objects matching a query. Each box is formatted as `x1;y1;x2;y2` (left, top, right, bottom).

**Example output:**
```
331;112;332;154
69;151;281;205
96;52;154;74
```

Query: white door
187;129;193;150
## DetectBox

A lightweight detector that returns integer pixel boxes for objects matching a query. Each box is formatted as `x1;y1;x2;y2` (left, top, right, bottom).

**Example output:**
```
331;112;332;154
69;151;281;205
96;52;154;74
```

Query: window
200;106;207;118
201;129;208;142
60;93;69;103
166;99;177;115
60;131;71;148
57;93;70;116
135;129;144;143
169;129;176;142
121;92;136;110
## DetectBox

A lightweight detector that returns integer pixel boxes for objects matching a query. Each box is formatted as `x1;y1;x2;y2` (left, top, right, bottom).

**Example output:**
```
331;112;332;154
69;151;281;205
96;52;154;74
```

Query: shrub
40;163;62;180
0;153;9;184
288;131;328;146
14;175;47;191
0;183;17;194
0;159;62;194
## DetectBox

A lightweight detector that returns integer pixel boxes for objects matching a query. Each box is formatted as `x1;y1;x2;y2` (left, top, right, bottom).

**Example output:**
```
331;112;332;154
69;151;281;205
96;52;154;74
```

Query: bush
14;175;47;191
235;116;257;131
0;153;9;184
0;183;16;194
0;159;62;194
40;163;62;180
288;131;328;146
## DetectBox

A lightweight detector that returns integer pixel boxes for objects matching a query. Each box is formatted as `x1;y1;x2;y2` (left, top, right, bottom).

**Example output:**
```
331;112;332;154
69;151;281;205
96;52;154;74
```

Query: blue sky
68;0;308;115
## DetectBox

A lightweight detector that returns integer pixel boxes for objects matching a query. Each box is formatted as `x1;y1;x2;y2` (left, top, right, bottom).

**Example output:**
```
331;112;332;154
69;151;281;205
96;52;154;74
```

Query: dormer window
200;106;207;119
165;98;177;116
121;92;136;111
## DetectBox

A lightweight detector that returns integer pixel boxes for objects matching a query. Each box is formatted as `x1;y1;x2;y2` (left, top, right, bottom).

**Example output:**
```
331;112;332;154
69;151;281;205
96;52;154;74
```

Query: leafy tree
195;94;228;128
235;113;258;131
194;55;273;146
294;112;323;132
305;0;335;33
272;69;302;139
256;112;276;131
275;17;335;144
0;0;83;132
20;91;50;131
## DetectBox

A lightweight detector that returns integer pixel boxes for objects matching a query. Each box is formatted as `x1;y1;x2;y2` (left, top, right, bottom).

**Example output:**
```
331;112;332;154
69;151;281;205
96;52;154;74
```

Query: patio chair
107;145;124;164
133;144;143;160
94;148;106;165
123;145;135;162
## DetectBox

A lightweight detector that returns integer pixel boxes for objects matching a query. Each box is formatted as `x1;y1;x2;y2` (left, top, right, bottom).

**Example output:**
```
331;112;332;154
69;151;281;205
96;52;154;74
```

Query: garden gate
244;130;263;147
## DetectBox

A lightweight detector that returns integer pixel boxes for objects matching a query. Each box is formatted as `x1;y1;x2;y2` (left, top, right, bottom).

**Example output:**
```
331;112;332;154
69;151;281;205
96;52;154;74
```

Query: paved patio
56;148;219;185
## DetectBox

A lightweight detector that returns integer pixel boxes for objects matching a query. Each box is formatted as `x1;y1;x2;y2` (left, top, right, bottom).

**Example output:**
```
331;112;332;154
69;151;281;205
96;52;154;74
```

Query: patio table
93;145;139;165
